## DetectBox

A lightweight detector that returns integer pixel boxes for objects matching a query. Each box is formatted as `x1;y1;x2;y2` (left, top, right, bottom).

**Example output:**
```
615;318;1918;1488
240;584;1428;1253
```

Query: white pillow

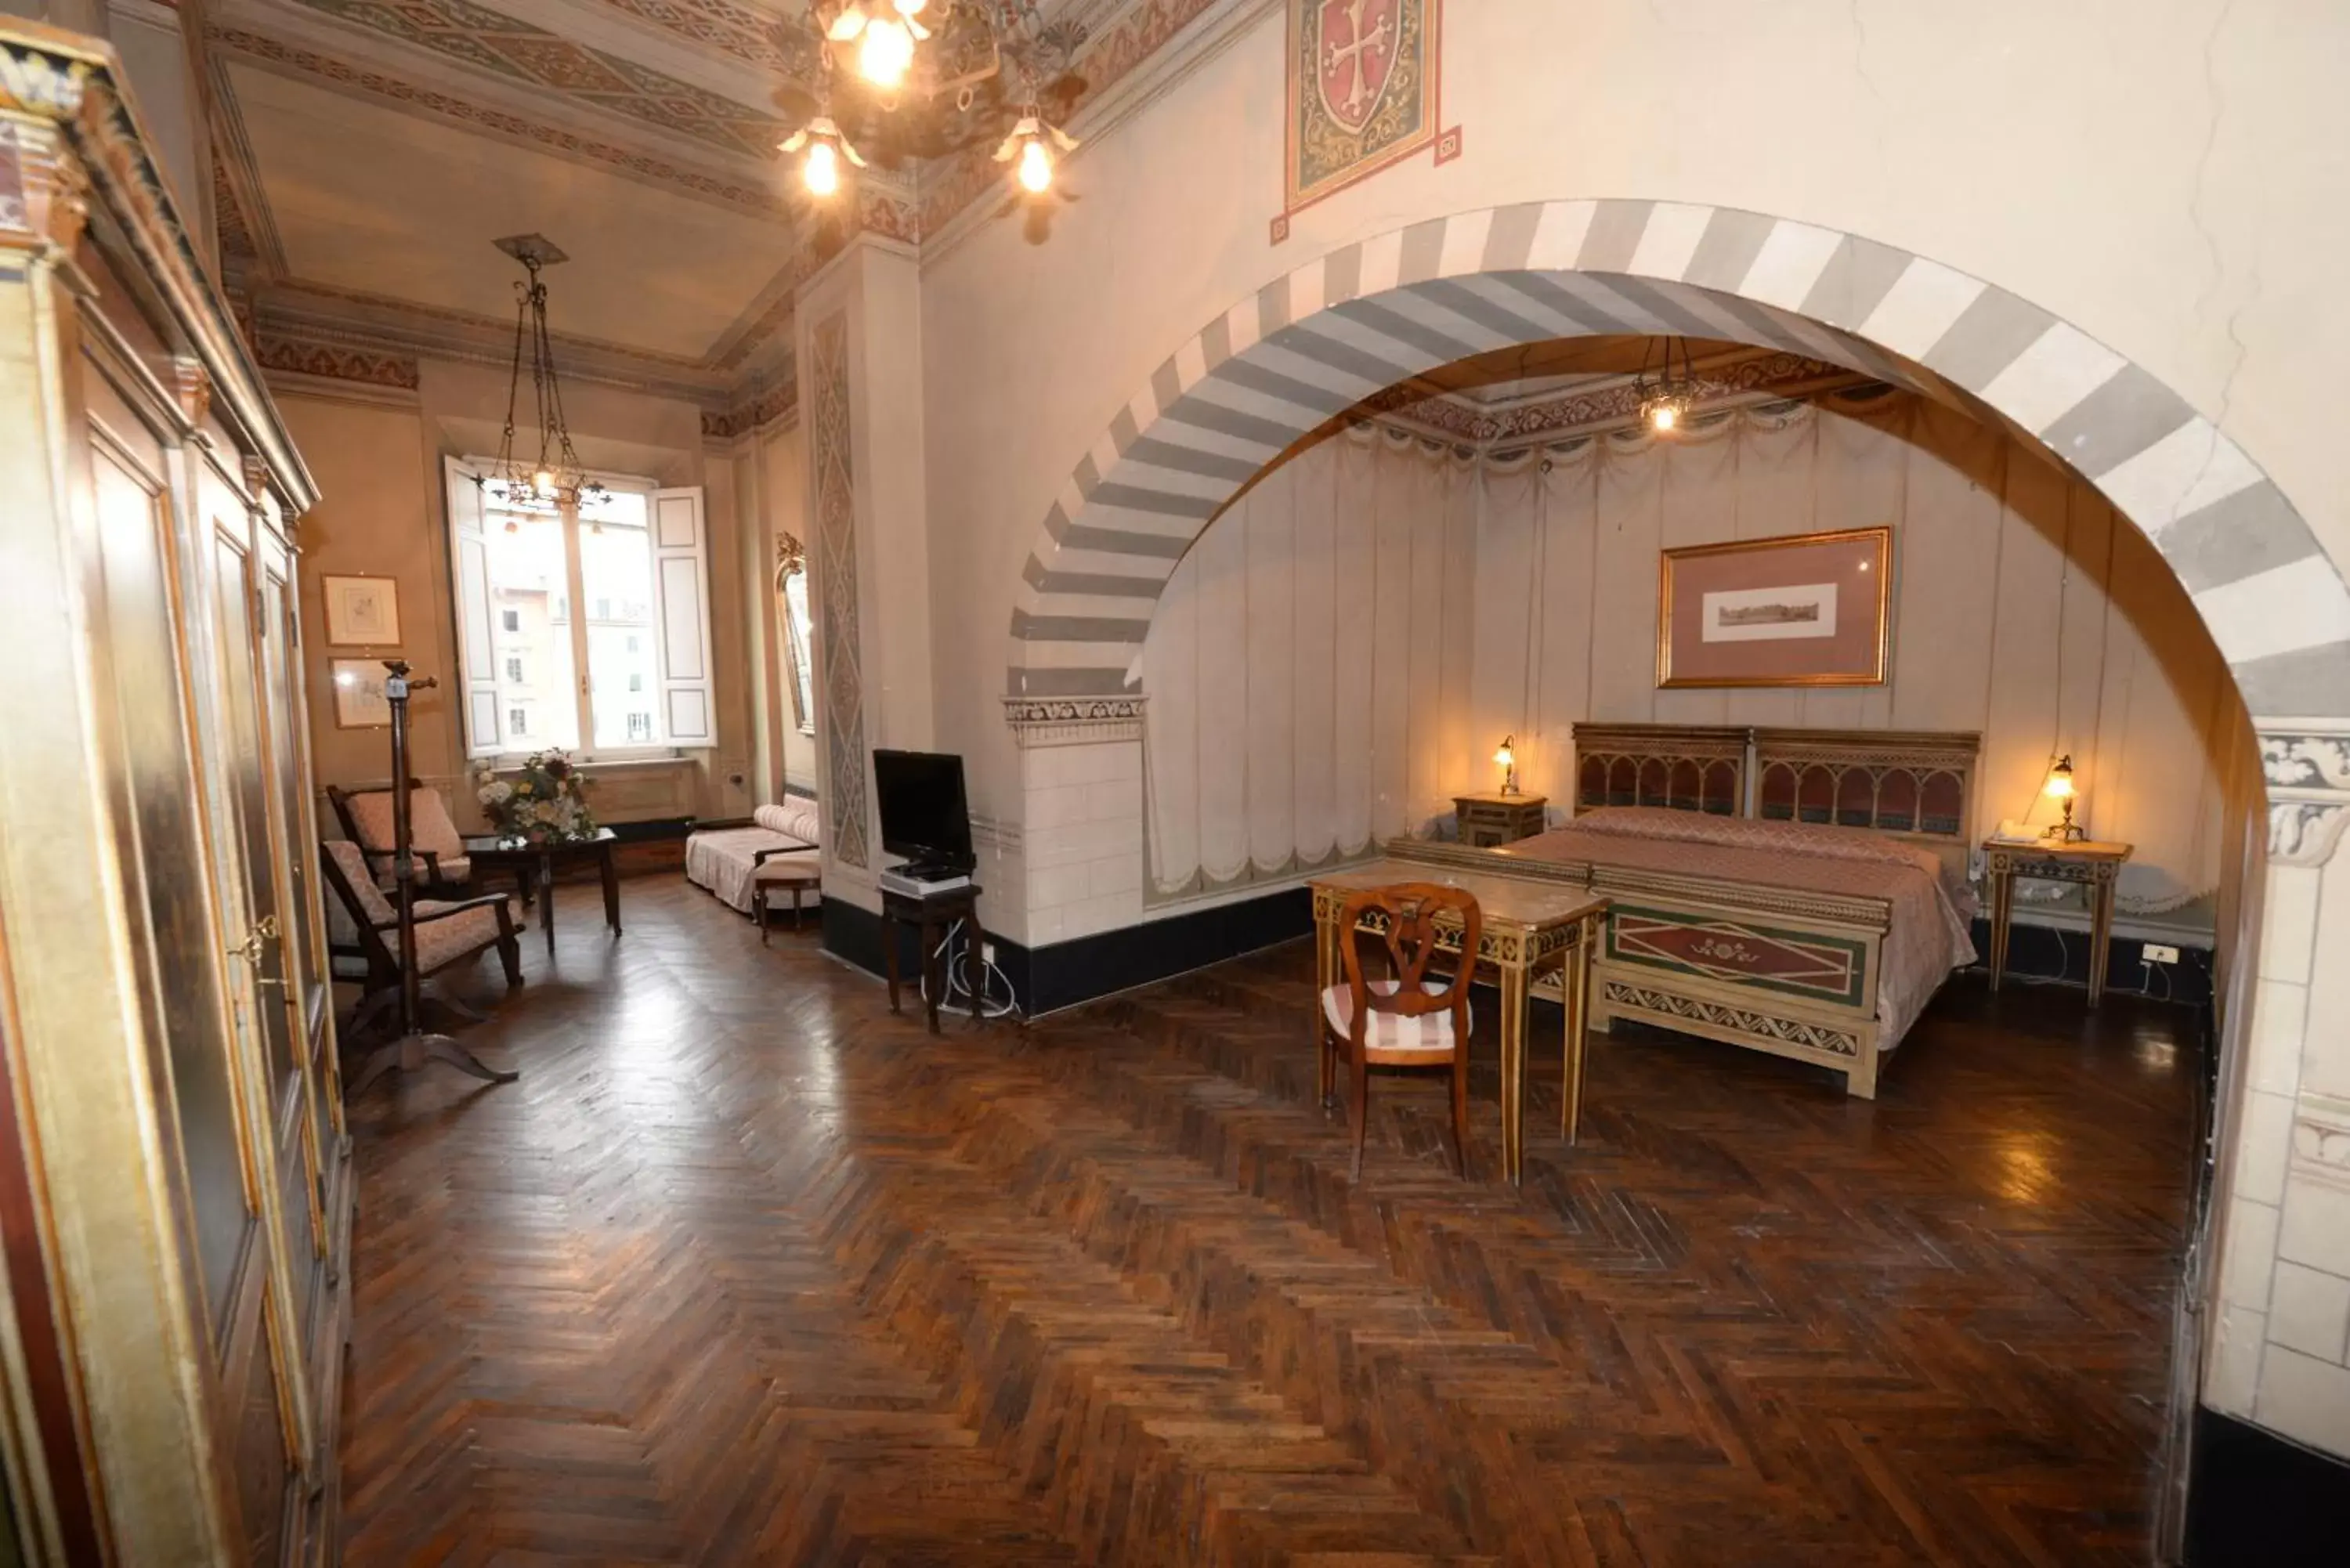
754;800;822;843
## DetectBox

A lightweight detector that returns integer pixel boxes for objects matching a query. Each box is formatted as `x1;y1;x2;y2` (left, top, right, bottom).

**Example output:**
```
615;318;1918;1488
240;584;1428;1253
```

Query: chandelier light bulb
533;468;555;495
804;139;841;195
893;0;926;14
858;16;914;89
1650;403;1678;432
1017;138;1054;193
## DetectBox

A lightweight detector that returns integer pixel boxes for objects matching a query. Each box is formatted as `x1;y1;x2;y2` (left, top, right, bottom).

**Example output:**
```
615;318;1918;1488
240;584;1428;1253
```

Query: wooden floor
339;875;2200;1566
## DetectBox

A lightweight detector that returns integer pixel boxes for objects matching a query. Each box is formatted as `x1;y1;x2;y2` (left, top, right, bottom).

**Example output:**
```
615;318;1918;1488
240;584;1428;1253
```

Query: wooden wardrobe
0;21;351;1566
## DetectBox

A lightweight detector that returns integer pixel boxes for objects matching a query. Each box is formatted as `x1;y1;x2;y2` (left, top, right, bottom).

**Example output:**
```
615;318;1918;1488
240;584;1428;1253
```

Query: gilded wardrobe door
203;479;324;1494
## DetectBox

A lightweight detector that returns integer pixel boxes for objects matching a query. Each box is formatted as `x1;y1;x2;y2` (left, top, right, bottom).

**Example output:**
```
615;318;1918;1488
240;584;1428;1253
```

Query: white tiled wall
1019;737;1147;946
2206;851;2350;1461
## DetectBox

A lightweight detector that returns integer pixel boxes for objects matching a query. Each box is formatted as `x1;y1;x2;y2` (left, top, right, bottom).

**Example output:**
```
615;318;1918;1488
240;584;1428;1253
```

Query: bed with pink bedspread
1384;723;1984;1097
1505;807;1977;1047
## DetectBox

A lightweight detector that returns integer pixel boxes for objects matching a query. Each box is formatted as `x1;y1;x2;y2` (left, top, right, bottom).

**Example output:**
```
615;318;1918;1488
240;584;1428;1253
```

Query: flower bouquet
473;749;598;844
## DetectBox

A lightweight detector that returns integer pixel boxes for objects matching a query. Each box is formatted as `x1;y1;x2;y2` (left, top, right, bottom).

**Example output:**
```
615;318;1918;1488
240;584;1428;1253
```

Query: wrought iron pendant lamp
481;234;607;517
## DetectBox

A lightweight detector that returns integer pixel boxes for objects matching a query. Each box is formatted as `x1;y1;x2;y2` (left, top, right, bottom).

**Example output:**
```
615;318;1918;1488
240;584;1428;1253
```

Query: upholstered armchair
320;839;521;1037
326;779;473;894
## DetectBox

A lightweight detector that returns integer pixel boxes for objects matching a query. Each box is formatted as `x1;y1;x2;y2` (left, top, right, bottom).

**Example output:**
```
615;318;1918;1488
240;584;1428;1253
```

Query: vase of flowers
473;749;598;844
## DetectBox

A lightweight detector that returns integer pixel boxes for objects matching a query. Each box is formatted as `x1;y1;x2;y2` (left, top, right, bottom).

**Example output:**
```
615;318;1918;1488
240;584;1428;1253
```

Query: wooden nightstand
1981;837;2133;1006
1455;793;1549;848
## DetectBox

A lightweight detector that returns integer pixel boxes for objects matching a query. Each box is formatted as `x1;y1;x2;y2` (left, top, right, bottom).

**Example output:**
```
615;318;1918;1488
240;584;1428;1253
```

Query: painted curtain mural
1141;391;2243;931
1469;390;2244;930
812;313;868;868
1141;425;1477;900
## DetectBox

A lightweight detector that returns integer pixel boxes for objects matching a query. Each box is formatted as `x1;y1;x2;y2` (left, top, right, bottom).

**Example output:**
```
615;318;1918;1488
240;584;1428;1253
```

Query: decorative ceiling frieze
269;0;791;158
210;26;795;215
1362;352;1876;448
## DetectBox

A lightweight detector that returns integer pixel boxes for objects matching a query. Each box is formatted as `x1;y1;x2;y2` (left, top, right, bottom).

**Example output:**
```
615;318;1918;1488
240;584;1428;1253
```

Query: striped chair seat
1321;980;1473;1060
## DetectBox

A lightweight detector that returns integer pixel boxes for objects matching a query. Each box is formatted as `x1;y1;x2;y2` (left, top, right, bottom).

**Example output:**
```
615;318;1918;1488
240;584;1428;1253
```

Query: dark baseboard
2185;1407;2350;1565
823;887;1314;1017
1966;916;2214;1009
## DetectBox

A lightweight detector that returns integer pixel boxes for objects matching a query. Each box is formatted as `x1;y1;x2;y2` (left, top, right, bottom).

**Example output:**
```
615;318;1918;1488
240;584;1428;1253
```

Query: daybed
686;798;821;914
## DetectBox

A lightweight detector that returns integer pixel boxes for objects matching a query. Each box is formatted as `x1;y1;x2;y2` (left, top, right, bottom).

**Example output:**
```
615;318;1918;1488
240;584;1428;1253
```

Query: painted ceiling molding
254;331;422;390
1365;349;1869;446
265;0;789;159
208;26;793;216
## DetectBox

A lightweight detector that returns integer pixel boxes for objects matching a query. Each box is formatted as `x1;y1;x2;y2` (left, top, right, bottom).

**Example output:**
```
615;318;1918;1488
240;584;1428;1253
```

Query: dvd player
879;862;974;898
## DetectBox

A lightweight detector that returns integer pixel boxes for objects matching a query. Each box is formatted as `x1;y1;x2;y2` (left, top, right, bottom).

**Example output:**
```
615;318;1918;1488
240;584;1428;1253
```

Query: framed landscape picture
331;658;393;728
321;573;400;647
1658;526;1892;688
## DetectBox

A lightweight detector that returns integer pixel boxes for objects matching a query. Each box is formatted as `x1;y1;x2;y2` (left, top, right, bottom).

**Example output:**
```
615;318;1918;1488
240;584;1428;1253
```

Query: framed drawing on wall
330;659;393;728
1658;526;1892;688
320;574;400;646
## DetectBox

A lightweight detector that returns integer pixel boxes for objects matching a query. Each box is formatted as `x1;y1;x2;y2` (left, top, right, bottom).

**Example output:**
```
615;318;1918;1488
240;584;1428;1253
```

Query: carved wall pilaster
2262;722;2350;867
1004;695;1146;749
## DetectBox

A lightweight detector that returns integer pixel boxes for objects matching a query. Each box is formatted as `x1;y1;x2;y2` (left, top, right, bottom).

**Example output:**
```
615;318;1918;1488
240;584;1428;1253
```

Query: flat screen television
872;750;974;874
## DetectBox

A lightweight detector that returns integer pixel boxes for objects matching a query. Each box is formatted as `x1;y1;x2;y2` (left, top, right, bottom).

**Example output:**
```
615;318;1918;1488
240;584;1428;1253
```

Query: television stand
880;880;986;1033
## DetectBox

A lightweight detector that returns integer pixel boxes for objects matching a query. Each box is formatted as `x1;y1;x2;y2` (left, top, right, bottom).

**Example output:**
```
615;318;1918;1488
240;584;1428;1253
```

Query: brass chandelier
779;1;1084;200
480;234;607;515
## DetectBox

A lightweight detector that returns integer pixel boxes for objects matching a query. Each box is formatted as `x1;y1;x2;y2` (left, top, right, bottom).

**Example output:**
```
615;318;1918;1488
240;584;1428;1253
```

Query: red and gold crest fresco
1278;0;1452;240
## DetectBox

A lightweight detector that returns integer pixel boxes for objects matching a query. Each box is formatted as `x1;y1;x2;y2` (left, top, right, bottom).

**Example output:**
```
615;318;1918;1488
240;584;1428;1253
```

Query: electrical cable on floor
919;916;1018;1018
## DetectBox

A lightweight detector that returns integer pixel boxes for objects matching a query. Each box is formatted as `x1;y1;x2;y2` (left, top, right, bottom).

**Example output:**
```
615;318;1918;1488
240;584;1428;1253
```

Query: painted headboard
1571;723;1982;868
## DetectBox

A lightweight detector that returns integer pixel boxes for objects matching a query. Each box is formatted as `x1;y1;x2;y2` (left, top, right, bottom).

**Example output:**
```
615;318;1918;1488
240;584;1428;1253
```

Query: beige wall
284;356;760;827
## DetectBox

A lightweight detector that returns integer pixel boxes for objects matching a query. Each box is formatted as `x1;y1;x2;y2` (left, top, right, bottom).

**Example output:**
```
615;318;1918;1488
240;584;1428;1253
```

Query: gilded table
1982;836;2133;1006
1311;859;1608;1184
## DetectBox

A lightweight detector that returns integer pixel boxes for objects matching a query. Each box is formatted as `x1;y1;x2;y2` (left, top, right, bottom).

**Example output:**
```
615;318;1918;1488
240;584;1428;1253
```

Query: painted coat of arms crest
1278;0;1451;240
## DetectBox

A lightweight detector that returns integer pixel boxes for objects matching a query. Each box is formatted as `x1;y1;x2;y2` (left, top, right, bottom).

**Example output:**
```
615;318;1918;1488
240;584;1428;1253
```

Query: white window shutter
651;487;714;745
444;457;504;759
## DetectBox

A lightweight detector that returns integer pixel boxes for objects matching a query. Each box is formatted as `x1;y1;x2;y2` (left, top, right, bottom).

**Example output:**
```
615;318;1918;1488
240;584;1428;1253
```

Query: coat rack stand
348;659;519;1093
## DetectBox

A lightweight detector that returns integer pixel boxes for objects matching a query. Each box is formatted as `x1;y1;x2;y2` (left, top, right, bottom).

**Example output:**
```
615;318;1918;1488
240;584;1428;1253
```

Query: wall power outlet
2143;943;2181;965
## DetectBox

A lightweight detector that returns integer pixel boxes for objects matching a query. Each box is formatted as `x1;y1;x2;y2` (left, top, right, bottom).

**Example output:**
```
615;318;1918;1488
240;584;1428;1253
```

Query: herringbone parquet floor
340;875;2199;1566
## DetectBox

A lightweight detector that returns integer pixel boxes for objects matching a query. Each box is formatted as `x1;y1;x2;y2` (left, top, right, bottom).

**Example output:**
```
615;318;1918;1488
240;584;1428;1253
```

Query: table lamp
1495;735;1519;796
2042;755;2085;843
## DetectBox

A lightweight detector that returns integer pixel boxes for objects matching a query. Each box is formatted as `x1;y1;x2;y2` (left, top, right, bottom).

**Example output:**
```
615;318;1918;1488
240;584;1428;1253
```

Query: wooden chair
319;839;521;1039
326;779;473;895
1320;883;1480;1181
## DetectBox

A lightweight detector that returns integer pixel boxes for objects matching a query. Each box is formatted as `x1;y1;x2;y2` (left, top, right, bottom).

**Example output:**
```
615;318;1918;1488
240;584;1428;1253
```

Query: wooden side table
461;829;622;956
881;883;985;1034
1455;793;1549;848
1982;837;2133;1006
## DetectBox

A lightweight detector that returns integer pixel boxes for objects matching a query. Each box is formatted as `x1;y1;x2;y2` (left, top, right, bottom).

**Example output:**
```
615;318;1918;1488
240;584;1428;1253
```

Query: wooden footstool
751;854;821;942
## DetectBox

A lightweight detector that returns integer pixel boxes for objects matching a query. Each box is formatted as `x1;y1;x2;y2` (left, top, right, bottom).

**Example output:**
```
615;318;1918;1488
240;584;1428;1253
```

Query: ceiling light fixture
480;235;607;517
996;109;1079;194
779;116;866;196
1636;335;1704;434
781;2;1085;201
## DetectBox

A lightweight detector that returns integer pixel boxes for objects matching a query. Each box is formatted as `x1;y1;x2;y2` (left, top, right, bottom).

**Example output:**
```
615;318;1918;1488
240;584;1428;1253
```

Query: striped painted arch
1007;198;2350;724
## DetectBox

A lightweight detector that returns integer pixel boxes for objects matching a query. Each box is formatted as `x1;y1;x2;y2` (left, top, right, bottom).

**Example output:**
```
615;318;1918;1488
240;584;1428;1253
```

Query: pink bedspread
1502;807;1977;1046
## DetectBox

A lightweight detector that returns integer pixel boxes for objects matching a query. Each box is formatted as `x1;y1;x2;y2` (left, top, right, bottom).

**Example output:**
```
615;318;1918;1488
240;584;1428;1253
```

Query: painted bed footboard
1386;839;1899;1097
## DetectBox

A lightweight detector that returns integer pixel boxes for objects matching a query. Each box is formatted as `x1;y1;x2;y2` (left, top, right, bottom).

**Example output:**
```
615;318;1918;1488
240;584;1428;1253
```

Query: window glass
483;507;580;751
579;490;663;749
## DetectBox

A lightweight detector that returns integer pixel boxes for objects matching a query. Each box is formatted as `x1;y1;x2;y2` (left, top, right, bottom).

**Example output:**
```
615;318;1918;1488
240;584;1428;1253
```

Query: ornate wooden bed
1389;724;1981;1098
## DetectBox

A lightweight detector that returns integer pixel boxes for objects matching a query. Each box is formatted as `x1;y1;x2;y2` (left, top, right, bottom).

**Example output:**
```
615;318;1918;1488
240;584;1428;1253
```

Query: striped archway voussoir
1007;198;2350;723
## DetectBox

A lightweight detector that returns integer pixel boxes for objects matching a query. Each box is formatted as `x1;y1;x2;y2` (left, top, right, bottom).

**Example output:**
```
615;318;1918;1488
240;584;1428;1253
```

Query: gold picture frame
330;658;393;728
320;573;400;647
1658;526;1892;688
